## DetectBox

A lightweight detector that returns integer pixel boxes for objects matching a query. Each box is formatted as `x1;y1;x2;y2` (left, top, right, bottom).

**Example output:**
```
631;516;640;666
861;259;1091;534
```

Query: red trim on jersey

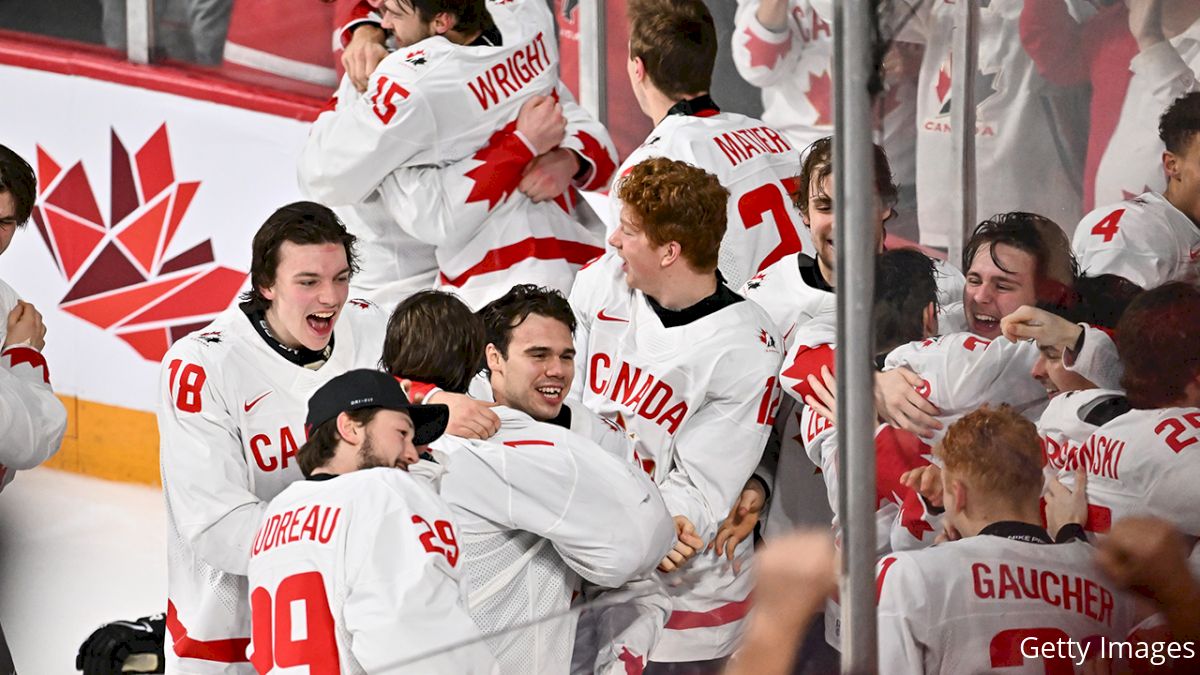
166;600;251;663
403;379;439;403
664;597;752;630
693;109;720;118
438;237;604;288
2;346;50;384
781;344;835;402
0;30;323;121
875;556;899;603
337;1;379;47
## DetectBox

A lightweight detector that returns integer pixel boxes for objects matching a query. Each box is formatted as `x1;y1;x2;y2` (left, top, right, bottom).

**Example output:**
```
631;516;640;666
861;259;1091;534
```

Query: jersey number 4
1090;208;1125;243
167;359;206;413
740;179;804;273
251;571;339;675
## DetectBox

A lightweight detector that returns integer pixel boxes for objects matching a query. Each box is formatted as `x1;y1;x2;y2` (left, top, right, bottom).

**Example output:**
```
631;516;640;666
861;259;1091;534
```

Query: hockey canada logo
32;125;248;362
404;49;427;66
758;328;778;352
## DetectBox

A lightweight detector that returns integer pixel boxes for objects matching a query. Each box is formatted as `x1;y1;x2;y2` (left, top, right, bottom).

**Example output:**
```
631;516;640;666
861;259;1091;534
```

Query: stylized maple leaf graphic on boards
742;27;791;70
806;70;833;126
32;125;248;362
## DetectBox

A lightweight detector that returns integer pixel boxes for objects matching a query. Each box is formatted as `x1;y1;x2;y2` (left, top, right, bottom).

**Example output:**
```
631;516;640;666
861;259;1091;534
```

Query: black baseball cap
305;369;449;445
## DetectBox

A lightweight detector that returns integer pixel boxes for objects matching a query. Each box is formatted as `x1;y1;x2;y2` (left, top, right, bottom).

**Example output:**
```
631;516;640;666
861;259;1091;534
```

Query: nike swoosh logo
244;391;272;413
597;309;628;323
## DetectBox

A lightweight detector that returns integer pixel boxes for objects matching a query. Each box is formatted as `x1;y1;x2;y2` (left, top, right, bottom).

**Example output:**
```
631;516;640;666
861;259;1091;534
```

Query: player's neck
817;257;836;289
645;270;718;310
1163;0;1200;39
1164;183;1200;227
445;28;483;46
646;88;710;125
958;504;1043;539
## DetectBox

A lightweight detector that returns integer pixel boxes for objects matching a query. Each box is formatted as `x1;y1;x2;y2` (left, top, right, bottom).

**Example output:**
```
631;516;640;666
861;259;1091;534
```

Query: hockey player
1058;282;1200;543
0;144;65;494
158;203;389;674
570;157;783;666
381;290;674;674
299;0;616;308
617;0;813;291
876;406;1141;674
888;0;1087;248
1073;92;1200;289
246;369;497;674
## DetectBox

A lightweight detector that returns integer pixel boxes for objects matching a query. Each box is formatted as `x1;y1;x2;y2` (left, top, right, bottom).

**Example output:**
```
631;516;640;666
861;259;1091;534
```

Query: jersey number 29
250;571;339;675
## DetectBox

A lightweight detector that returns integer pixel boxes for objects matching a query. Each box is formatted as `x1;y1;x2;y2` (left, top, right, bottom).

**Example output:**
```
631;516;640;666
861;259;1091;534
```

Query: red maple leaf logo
32;124;248;362
463;121;528;211
573;130;617;191
875;427;935;540
617;647;645;675
741;27;791;70
936;60;953;105
806;70;833;127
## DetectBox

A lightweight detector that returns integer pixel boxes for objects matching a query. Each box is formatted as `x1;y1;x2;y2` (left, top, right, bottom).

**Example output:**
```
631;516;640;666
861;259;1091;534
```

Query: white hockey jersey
877;532;1139;674
729;0;919;184
159;300;387;674
1072;191;1200;289
246;469;497;674
1058;406;1200;540
1038;388;1128;479
429;405;674;675
613;107;814;290
301;0;603;309
0;277;17;346
0;342;66;494
375;84;612;309
569;253;782;660
1093;23;1200;208
896;0;1085;247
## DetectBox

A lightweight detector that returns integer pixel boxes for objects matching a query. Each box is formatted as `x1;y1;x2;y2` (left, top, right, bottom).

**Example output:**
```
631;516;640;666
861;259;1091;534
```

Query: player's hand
803;364;837;426
659;516;704;573
710;477;767;573
516;95;566;156
751;530;838;623
1045;467;1088;538
935;520;961;545
1000;305;1082;351
519;148;579;203
1126;0;1166;50
900;464;944;508
754;0;790;32
874;367;941;438
1096;516;1195;606
426;391;501;439
342;24;388;93
5;300;47;351
76;613;166;675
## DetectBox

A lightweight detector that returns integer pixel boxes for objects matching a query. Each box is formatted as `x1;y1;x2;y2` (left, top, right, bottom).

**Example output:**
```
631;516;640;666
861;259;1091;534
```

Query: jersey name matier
712;126;793;168
468;32;551;111
588;353;690;434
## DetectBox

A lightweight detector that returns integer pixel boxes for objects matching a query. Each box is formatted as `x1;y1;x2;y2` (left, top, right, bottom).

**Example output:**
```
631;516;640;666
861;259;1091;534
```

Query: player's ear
485;343;504;374
260;284;276;302
335;411;364;445
1163;150;1180;182
660;241;681;268
432;11;457;35
922;302;937;338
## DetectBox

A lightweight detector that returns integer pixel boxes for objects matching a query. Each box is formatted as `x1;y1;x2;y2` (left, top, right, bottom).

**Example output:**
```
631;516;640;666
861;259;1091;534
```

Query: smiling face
608;204;669;293
261;241;351;351
802;173;890;282
356;409;419;471
1031;346;1096;399
487;313;575;421
962;243;1039;339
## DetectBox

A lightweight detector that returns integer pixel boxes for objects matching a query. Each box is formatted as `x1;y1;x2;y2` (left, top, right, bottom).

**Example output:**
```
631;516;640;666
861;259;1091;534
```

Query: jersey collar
979;521;1053;545
666;94;720;118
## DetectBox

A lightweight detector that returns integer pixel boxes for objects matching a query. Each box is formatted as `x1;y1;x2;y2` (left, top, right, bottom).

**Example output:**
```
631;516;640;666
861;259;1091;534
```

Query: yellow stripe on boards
43;396;160;486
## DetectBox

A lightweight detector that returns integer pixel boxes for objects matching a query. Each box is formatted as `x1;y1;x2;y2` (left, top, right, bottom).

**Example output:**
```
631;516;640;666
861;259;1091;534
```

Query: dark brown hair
297;407;380;478
392;0;491;37
794;136;898;221
239;202;358;312
627;0;716;99
963;212;1078;308
1117;282;1200;409
0;144;36;227
478;285;576;370
381;290;485;394
1159;92;1200;155
615;156;729;272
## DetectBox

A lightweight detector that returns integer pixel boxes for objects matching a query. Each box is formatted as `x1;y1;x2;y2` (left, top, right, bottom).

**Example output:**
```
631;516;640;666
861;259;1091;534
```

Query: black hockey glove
75;613;165;675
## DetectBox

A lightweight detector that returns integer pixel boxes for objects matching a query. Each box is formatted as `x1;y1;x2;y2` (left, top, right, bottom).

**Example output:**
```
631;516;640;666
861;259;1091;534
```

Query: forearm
725;603;819;675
